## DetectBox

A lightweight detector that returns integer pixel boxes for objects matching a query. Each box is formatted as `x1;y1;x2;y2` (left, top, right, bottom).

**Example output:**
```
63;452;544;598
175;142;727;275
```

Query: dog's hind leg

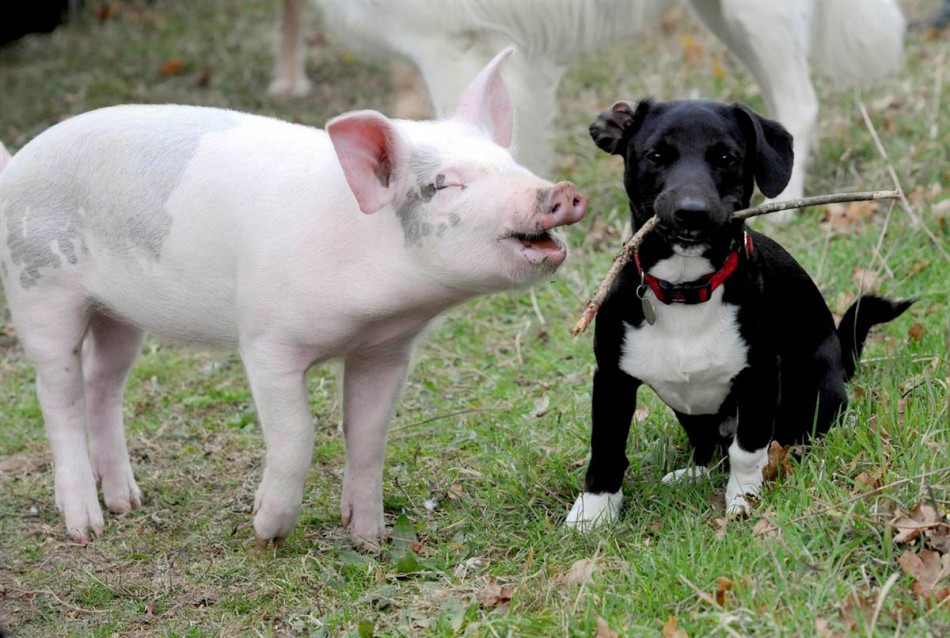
687;0;816;219
662;411;729;484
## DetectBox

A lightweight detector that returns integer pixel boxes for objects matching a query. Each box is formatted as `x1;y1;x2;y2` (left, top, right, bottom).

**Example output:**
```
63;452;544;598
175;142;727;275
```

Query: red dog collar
634;232;753;305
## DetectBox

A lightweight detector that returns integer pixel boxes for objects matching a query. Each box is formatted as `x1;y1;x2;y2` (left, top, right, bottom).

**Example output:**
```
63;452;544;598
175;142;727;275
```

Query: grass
1;0;948;636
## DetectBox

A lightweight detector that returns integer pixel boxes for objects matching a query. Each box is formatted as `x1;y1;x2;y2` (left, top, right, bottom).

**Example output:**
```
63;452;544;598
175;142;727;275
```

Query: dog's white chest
620;289;748;415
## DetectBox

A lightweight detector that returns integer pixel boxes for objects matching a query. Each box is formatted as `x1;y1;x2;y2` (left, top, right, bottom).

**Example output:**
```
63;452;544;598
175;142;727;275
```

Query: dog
270;0;906;221
565;99;912;529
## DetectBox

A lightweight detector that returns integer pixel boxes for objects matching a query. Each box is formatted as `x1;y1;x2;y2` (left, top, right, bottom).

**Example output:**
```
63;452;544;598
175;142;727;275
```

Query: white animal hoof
661;466;710;484
267;76;312;99
565;490;623;532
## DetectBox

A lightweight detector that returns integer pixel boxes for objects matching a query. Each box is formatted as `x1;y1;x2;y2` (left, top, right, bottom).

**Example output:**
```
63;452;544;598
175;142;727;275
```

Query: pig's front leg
241;340;315;549
341;344;413;550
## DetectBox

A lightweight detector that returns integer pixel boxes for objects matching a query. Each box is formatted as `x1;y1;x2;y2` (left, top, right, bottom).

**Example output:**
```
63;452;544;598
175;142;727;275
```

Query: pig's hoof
267;76;312;99
564;490;623;532
58;473;106;542
101;469;142;514
252;505;300;546
62;503;105;544
254;532;286;552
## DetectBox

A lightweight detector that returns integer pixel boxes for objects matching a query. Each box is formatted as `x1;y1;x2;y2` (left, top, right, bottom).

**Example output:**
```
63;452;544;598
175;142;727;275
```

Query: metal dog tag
637;285;656;325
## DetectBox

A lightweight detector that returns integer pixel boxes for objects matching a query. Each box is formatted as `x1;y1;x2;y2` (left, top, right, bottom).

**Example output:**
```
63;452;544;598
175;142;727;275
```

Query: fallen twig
571;190;900;337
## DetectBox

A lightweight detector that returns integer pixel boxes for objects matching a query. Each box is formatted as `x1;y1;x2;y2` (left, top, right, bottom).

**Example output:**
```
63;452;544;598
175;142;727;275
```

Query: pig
0;48;587;550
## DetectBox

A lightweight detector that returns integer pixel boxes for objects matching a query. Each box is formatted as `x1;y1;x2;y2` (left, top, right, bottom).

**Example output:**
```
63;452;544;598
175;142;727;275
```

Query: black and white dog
566;99;912;529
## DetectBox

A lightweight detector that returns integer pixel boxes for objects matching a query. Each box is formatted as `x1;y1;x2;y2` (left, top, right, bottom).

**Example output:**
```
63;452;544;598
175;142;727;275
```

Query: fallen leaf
633;404;650;423
851;268;881;293
709;516;729;540
752;517;780;539
477;582;514;608
566;558;595;586
710;53;727;80
820;200;878;233
595;616;618;638
762;441;793;481
447;483;464;500
679;34;705;65
661;615;689;638
852;470;883;493
907;323;925;342
192;70;211;88
158;58;185;76
714;577;734;605
838;591;875;631
898;549;950;602
892;503;941;544
927;525;950;554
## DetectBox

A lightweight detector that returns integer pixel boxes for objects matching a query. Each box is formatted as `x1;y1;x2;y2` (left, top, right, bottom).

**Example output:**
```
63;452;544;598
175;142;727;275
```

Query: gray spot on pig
4;108;237;287
448;213;460;227
396;150;446;247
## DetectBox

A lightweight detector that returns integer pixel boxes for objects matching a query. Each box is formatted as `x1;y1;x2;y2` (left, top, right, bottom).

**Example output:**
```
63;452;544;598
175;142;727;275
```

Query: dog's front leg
566;366;640;531
340;344;413;550
726;360;779;517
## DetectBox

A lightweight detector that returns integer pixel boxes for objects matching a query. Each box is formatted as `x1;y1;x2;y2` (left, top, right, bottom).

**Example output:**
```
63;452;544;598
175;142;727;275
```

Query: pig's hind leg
13;291;103;542
82;311;144;514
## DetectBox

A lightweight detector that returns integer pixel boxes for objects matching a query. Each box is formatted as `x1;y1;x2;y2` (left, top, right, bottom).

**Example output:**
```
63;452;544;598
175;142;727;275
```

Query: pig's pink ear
452;46;515;148
327;110;406;214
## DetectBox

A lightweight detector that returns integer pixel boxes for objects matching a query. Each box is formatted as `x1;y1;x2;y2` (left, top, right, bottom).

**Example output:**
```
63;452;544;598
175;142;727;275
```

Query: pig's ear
589;99;650;156
452;46;514;148
327;110;408;214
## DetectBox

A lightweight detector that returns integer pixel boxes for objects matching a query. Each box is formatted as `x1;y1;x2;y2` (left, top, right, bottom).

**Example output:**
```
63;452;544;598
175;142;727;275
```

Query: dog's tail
837;295;914;381
810;0;906;87
0;141;11;174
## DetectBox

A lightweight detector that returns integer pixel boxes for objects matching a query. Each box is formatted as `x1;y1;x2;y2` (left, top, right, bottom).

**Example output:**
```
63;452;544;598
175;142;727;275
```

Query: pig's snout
540;181;587;230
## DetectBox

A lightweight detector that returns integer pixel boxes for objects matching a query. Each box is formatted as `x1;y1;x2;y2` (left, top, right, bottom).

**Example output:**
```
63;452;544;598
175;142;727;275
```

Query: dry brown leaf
898;549;950;602
907;322;925;342
714;577;734;606
661;615;689;638
158;59;185;76
595;616;618;638
752;517;780;539
709;516;729;540
679;34;706;65
192;70;211;88
820;200;878;233
566;558;595;586
633;404;650;423
762;441;793;481
447;483;464;500
892;503;941;544
851;268;881;293
927;525;950;554
838;591;875;630
476;582;514;608
852;470;883;494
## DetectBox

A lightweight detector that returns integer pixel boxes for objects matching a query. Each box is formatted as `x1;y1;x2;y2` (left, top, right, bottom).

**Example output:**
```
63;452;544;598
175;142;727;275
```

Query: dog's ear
589;99;651;155
733;103;794;198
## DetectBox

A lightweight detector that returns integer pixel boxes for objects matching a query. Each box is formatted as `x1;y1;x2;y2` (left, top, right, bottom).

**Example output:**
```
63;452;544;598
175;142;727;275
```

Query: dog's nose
673;199;710;229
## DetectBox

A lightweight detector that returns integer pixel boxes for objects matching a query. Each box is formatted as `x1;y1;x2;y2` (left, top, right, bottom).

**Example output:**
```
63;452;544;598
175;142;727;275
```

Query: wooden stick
570;190;900;337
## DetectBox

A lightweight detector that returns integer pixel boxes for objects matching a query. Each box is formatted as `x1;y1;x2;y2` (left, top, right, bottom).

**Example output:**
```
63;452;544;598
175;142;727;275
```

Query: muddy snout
538;181;587;230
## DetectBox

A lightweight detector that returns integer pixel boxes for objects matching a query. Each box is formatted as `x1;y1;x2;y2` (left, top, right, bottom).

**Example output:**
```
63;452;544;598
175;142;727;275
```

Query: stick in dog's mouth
570;190;901;338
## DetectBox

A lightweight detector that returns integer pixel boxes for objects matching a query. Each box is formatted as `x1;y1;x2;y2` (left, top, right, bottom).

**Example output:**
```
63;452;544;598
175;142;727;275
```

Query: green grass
1;0;948;636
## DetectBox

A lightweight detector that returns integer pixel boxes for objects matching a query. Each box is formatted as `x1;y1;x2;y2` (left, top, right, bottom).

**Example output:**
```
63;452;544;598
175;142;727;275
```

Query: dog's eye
712;152;737;167
645;150;668;165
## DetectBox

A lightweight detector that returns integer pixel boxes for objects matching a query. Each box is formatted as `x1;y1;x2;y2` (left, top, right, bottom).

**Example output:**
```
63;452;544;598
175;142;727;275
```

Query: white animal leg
83;311;144;514
268;0;312;98
340;345;413;550
17;294;101;541
689;0;816;220
241;340;313;548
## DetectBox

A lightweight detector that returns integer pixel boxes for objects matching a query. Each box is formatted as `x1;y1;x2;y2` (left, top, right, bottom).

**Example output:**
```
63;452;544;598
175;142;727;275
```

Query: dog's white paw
661;466;710;484
724;441;768;518
565;490;623;532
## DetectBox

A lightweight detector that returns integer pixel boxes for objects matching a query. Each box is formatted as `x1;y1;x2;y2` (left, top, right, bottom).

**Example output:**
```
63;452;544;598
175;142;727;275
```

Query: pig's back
0;105;341;344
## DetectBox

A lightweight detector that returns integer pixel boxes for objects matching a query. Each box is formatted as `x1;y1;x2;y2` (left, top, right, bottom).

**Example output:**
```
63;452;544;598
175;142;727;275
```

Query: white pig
0;48;586;549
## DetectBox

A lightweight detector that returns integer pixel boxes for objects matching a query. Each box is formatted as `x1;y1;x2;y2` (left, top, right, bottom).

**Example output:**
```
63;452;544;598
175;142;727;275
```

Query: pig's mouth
505;229;567;266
